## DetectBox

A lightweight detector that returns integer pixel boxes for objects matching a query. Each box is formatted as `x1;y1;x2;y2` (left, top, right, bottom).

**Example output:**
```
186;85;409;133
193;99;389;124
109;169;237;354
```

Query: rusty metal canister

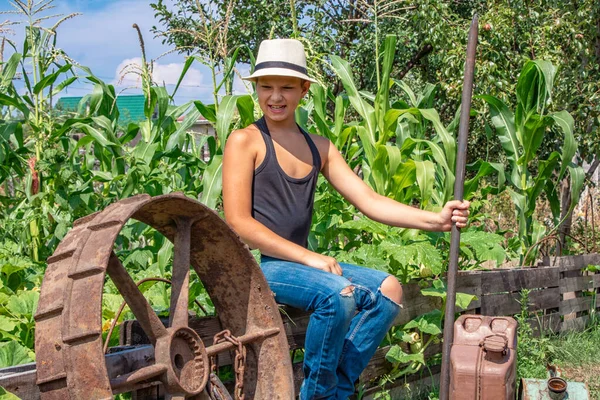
449;315;517;400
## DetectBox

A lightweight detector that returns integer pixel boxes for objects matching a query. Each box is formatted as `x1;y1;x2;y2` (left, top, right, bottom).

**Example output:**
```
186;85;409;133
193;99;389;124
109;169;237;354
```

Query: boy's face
256;76;310;123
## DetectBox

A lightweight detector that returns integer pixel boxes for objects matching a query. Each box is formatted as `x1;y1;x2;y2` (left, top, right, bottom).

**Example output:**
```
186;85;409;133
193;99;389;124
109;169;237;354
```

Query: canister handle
480;335;508;355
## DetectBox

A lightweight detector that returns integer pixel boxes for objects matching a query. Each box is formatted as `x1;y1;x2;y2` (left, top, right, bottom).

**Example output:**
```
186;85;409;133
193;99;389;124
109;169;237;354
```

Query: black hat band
253;61;307;75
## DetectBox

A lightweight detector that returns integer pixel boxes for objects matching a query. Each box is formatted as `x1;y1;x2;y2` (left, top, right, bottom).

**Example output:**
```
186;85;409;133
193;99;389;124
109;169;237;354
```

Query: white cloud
1;0;242;104
114;57;204;88
232;65;254;95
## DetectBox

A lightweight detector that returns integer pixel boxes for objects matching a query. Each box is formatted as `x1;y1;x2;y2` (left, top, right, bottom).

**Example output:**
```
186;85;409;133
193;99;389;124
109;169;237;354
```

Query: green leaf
391;160;417;201
216;96;242;150
0;386;22;400
521;114;552;167
549;110;576;180
236;95;255;128
479;95;519;165
166;107;201;152
0;93;30;118
194;101;217;124
464;160;505;199
419;109;455;173
381;240;443;275
460;231;507;265
340;218;388;236
374;35;396;136
171;56;196;98
404;309;442;335
356;126;376;164
310;85;332;139
51;76;77;96
456;292;477;310
0;53;21;92
516;60;556;118
421;286;446;298
526;152;560;217
385;344;425;364
568;166;585;210
132;142;159;165
330;55;376;139
90;170;113;182
0;341;33;368
32;64;72;95
200;155;223;209
7;290;39;318
414;160;435;208
73;122;116;147
0;316;17;332
396;80;418;107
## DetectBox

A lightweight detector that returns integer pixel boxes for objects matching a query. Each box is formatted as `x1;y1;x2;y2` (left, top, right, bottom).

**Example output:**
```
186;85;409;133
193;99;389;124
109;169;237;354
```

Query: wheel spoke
107;253;168;344
109;363;167;392
170;217;192;328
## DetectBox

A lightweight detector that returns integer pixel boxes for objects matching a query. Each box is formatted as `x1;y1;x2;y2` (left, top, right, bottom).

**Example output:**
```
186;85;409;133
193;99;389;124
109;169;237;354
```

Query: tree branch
398;43;433;80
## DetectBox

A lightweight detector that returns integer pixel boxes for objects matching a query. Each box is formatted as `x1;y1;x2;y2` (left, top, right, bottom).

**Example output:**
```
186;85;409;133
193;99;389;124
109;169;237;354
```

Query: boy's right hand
302;252;343;275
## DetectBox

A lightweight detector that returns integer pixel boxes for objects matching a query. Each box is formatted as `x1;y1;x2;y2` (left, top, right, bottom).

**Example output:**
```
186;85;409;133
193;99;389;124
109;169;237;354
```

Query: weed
515;289;556;380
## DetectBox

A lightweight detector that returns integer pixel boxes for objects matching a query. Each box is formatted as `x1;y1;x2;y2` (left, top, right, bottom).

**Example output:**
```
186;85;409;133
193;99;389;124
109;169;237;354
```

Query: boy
222;39;469;399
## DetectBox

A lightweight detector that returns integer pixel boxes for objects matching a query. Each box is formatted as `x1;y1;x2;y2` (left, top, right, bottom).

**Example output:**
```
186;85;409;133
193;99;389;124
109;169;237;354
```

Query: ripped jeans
260;256;401;400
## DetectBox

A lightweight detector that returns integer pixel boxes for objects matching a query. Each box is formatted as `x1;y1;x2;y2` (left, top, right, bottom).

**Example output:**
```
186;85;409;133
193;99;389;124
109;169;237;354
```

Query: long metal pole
439;14;478;400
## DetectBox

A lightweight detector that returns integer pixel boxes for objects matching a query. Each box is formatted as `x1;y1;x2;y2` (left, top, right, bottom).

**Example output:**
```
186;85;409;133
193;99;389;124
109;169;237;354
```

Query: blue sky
0;0;250;105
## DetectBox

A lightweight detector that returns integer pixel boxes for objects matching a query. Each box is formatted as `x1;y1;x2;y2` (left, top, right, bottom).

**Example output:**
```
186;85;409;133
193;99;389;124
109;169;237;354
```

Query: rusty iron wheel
34;193;294;399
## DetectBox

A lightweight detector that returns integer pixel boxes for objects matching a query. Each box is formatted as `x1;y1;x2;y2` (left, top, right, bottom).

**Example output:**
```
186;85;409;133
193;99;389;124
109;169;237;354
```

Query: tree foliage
151;0;600;164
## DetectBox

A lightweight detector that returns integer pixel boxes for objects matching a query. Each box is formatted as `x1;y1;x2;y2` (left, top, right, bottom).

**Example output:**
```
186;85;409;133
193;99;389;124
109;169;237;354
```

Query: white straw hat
242;39;317;83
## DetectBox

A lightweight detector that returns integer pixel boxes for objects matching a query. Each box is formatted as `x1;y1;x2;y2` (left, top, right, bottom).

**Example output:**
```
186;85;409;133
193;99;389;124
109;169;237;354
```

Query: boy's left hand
438;200;470;231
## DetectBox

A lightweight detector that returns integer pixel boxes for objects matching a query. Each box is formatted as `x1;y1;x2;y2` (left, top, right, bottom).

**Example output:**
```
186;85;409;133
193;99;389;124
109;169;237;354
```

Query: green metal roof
55;95;147;124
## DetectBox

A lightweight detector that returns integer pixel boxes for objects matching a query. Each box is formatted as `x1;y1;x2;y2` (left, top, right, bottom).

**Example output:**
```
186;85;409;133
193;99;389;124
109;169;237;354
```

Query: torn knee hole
340;285;355;296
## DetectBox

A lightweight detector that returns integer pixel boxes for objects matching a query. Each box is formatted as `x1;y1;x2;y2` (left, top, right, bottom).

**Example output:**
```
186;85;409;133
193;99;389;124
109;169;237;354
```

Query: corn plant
480;60;585;262
329;34;504;210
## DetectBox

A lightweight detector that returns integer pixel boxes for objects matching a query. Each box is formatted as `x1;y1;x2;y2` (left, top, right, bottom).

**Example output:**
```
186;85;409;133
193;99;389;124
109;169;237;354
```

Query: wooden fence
1;254;598;399
118;253;600;399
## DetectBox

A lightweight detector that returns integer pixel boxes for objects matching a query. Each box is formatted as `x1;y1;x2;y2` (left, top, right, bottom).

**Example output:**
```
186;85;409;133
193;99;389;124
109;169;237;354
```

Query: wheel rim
35;193;294;399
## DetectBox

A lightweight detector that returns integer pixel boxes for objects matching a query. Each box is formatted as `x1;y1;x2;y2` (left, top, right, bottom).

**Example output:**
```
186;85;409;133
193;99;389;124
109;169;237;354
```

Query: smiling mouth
268;105;286;110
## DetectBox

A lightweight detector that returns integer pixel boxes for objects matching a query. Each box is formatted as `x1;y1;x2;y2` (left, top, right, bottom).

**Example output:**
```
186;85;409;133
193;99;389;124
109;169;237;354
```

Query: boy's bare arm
223;129;343;275
321;140;469;231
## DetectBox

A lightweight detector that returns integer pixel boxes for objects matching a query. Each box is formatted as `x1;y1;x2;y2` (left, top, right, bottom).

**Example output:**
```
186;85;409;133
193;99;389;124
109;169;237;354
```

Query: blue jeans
260;256;401;400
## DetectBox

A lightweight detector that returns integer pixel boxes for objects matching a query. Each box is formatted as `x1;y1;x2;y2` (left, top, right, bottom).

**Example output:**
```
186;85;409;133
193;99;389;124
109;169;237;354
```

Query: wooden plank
395;295;442;326
560;295;599;315
553;253;600;272
560;274;600;294
481;287;560;316
479;267;559;293
0;362;36;376
456;271;483;296
361;366;441;400
561;315;589;332
0;369;38;399
528;313;562;336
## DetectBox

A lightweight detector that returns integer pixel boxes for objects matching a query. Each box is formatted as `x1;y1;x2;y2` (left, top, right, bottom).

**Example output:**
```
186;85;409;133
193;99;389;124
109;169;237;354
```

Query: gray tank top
251;117;321;248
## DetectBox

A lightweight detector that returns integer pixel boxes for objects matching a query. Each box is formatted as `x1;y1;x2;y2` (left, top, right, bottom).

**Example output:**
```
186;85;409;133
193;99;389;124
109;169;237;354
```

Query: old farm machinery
30;193;294;399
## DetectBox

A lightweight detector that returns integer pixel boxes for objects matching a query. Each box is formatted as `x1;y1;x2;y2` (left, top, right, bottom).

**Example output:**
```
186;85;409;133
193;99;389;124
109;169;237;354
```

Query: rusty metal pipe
206;327;280;357
109;363;167;392
439;14;478;400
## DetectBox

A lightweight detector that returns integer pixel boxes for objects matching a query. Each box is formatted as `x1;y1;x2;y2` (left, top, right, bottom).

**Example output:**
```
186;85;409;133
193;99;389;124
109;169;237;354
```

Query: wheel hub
156;326;209;395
